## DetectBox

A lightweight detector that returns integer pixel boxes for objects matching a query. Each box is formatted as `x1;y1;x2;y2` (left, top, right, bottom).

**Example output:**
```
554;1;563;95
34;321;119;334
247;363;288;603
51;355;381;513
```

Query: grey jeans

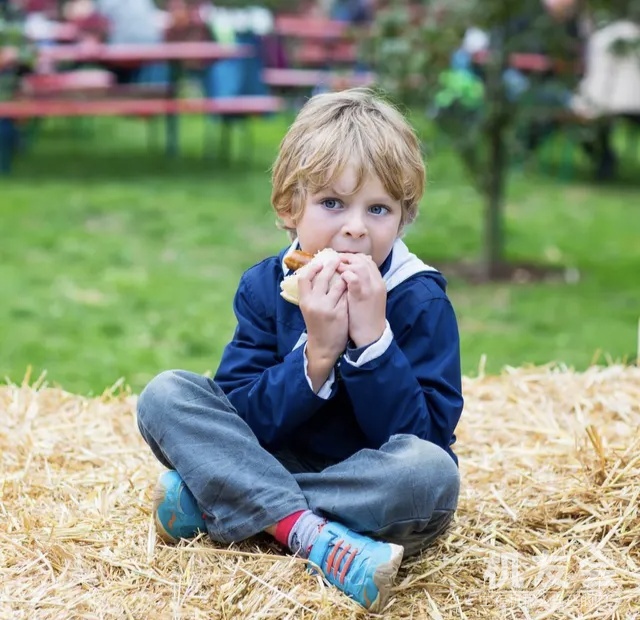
137;370;460;557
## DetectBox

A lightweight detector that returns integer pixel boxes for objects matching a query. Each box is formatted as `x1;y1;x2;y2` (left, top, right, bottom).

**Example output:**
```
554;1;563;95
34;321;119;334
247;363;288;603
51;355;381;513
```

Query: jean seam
369;507;456;532
208;500;309;542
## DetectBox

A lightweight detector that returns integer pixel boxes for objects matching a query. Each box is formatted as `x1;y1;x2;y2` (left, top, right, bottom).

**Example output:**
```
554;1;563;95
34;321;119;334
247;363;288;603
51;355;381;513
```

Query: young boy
137;89;463;612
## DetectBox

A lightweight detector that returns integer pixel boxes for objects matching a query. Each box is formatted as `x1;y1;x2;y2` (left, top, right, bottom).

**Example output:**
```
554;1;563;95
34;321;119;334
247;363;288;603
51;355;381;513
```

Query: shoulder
387;271;458;338
241;253;283;284
235;250;287;305
389;270;451;307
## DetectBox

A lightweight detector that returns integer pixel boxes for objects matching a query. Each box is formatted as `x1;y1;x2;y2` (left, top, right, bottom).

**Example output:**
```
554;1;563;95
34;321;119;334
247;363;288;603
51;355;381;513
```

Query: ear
281;211;296;230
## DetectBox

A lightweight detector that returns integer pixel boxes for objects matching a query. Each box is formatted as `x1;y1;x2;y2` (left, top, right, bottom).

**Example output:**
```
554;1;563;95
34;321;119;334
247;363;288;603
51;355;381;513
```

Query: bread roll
280;248;340;305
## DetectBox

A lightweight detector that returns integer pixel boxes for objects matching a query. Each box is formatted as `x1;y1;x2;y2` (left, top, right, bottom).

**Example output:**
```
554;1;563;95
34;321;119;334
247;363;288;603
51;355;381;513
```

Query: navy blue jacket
214;239;464;464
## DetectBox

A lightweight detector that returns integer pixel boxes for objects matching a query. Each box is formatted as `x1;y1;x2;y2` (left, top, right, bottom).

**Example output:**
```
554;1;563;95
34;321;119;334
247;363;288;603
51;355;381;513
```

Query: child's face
283;166;403;267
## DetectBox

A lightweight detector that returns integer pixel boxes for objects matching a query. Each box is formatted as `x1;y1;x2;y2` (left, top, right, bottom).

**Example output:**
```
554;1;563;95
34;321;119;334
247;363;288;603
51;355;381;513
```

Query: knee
136;369;192;427
389;435;460;514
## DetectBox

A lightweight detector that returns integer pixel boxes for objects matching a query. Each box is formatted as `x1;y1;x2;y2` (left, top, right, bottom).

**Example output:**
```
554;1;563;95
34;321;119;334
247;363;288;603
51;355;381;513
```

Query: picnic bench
265;14;370;94
274;15;357;68
0;13;380;173
0;41;284;173
472;50;582;74
0;94;283;173
274;14;358;66
262;67;374;91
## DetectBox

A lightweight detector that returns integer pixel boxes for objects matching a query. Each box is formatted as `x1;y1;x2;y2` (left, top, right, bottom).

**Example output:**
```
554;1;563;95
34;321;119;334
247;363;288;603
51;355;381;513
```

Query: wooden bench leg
21;118;42;153
165;60;182;158
0;118;17;174
165;112;179;158
242;119;253;164
219;118;232;165
145;116;161;153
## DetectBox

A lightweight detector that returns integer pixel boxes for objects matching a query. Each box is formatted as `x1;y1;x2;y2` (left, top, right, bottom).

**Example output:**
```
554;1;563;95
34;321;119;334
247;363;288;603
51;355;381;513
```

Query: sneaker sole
152;481;180;544
368;543;404;612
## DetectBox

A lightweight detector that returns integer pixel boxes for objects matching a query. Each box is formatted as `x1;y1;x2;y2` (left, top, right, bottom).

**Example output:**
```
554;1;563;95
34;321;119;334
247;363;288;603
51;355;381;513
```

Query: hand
298;256;349;391
337;253;387;347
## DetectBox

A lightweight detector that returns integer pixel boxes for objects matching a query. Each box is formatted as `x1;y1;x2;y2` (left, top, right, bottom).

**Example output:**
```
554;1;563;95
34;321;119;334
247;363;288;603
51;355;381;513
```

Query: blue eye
322;198;342;210
369;205;390;215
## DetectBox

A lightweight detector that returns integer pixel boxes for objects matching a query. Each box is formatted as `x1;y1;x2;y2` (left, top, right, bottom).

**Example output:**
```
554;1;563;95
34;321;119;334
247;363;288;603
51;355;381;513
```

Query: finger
326;274;347;306
335;290;348;315
336;261;357;274
297;262;323;299
310;258;341;294
363;256;384;282
336;260;368;278
337;253;370;268
341;270;362;293
338;251;369;260
343;254;381;284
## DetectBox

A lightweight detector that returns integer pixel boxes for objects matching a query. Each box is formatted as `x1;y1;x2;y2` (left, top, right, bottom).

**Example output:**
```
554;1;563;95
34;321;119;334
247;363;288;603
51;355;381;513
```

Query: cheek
372;221;400;258
375;217;401;240
303;207;337;230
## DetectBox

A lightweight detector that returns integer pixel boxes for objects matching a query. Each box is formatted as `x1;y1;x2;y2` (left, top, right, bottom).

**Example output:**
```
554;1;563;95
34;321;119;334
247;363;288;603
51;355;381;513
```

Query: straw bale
1;364;639;619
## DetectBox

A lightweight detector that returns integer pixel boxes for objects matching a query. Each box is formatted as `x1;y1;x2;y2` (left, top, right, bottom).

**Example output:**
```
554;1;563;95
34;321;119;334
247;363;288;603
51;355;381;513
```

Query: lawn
1;113;638;395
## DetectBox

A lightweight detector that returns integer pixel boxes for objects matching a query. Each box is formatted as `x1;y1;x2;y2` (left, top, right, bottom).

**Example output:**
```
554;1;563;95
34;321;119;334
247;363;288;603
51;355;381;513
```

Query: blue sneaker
153;470;206;543
307;522;404;612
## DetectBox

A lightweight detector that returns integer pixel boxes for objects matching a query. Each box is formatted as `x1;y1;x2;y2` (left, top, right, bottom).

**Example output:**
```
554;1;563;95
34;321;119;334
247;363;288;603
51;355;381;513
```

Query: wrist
350;324;385;349
305;346;336;393
306;339;341;367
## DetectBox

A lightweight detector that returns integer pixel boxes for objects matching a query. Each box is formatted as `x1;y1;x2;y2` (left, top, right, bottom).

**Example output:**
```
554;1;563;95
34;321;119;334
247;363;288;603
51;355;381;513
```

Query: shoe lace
324;539;360;584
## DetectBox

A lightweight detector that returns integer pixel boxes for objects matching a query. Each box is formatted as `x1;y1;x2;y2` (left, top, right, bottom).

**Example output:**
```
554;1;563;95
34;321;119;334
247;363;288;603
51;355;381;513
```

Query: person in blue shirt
137;88;463;612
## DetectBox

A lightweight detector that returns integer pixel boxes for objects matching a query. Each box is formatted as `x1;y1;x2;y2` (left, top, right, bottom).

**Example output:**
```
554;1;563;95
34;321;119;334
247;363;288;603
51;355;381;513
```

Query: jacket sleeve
338;297;463;450
214;273;334;446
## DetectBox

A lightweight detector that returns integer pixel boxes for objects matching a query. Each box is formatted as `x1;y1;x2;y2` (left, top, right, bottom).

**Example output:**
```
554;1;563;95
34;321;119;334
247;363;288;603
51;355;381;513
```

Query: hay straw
1;364;639;618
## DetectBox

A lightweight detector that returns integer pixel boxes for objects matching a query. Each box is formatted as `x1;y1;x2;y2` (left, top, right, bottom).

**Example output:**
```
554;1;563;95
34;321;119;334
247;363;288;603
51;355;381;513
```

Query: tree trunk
481;38;509;280
484;123;506;280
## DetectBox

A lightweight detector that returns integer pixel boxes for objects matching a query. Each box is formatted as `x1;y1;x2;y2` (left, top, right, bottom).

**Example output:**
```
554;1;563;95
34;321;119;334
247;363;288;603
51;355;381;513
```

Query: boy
137;89;463;612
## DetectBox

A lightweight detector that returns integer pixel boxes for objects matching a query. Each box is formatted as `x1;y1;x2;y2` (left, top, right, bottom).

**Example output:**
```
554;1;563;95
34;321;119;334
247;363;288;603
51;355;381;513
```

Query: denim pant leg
136;370;309;543
287;435;460;557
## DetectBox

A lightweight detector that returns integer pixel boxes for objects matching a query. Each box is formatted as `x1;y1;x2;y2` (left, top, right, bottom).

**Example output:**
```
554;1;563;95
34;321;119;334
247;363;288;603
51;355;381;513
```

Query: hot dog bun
284;249;314;272
280;248;340;305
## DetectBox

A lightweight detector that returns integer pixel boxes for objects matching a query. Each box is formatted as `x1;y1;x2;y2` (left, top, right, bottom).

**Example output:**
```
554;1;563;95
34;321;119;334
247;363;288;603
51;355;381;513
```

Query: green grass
1;114;638;395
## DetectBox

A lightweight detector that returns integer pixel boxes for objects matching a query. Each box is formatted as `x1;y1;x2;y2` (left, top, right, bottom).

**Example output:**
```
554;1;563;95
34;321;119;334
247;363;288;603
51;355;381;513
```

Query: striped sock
274;510;305;547
286;510;327;558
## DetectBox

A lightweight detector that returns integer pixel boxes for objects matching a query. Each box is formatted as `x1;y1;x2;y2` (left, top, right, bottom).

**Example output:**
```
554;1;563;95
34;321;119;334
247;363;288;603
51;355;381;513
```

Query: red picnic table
38;40;252;65
273;15;350;39
273;15;359;66
472;50;582;74
0;41;283;169
42;41;254;157
262;67;374;89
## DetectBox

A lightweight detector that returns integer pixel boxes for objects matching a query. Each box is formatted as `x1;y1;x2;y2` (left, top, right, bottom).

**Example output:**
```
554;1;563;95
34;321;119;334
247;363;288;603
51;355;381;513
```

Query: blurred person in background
19;0;56;18
505;0;588;155
94;0;162;46
572;20;640;119
570;18;640;179
330;0;374;24
63;0;109;42
523;0;640;179
71;0;168;84
197;4;273;99
164;0;207;43
483;0;632;180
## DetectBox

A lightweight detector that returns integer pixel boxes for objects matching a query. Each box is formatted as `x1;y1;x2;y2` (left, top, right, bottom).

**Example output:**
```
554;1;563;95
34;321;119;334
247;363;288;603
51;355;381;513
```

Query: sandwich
280;248;341;305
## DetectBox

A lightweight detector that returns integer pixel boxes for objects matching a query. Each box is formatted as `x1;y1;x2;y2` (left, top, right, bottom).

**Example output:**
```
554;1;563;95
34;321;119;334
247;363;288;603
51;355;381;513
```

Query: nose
341;210;367;238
